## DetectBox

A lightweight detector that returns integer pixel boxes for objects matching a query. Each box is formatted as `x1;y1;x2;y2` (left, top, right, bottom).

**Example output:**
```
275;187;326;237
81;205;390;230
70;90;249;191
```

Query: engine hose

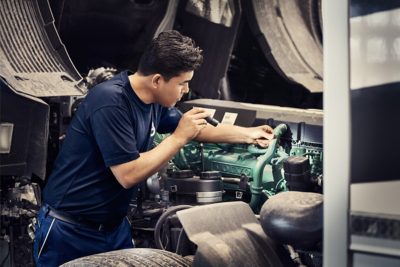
250;124;288;211
154;205;193;250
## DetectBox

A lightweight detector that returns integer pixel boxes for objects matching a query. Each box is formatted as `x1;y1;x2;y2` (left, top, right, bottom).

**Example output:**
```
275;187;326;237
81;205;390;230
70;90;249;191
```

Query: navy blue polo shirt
43;71;181;224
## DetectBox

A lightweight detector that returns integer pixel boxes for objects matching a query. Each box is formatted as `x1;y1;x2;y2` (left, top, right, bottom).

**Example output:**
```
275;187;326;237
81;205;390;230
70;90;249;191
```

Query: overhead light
0;123;14;154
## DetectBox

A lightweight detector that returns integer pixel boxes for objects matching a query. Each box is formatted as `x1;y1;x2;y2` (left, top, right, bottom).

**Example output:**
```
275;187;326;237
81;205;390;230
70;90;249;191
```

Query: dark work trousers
33;205;134;267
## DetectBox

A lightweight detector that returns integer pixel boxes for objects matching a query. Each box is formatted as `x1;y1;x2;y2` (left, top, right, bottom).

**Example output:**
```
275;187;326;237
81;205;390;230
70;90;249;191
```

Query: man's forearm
195;124;252;144
110;134;186;188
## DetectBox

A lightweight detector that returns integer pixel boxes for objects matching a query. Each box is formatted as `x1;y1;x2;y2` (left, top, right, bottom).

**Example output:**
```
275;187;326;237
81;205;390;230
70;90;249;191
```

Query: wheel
61;248;192;267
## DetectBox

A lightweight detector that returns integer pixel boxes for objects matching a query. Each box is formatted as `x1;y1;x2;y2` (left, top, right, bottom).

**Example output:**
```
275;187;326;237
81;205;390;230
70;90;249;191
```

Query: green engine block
154;124;323;211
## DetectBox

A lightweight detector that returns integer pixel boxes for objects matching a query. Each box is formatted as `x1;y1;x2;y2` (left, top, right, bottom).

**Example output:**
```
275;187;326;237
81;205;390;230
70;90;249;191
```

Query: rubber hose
154;205;193;250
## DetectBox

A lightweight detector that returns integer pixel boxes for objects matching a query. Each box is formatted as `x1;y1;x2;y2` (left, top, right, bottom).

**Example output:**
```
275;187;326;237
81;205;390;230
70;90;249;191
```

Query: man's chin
172;99;181;106
161;101;177;108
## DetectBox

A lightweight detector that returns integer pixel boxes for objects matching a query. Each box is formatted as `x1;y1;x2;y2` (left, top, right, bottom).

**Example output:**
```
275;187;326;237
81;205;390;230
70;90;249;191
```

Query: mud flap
176;201;293;267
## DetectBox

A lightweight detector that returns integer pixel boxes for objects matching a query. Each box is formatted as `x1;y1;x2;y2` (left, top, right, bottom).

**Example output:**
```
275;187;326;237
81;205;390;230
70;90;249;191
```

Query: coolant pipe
249;124;287;211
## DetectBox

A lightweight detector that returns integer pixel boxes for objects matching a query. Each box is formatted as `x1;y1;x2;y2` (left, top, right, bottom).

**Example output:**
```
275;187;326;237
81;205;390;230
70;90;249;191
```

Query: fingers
174;110;208;142
262;125;274;133
262;132;275;140
247;125;274;144
180;109;208;131
255;138;270;148
194;118;208;126
184;108;211;120
185;107;207;116
259;125;274;140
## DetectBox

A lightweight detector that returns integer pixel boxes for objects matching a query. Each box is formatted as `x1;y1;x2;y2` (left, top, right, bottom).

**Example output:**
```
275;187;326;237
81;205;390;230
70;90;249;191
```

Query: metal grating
0;0;84;96
0;0;64;73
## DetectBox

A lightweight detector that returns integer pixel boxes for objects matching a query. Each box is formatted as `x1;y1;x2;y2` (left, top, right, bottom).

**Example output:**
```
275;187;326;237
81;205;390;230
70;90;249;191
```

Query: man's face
157;71;193;107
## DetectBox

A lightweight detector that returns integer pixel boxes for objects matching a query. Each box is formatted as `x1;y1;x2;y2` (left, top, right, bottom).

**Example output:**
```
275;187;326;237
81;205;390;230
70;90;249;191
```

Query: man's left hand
247;125;274;148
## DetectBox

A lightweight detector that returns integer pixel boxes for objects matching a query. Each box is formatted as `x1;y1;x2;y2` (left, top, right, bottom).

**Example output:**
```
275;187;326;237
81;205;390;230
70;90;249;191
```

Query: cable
154;205;192;250
175;228;185;254
274;178;287;192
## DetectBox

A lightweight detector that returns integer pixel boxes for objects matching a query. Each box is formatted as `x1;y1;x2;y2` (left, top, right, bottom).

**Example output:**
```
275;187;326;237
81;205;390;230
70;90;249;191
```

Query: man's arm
110;134;185;189
195;123;274;147
110;108;209;189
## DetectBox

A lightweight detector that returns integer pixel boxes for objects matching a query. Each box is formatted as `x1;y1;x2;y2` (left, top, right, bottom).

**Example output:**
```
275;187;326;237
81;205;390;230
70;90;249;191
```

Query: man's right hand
172;108;210;144
111;107;208;189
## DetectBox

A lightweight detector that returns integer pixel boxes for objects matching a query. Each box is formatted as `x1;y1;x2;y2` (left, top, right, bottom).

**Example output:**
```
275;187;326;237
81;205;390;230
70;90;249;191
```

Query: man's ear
151;74;163;88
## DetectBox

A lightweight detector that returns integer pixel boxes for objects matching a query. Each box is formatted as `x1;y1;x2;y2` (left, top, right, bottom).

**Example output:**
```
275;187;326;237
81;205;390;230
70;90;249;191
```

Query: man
34;30;273;266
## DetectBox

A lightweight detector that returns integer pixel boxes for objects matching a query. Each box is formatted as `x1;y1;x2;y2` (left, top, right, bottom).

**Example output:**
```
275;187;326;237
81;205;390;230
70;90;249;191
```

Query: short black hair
138;30;203;80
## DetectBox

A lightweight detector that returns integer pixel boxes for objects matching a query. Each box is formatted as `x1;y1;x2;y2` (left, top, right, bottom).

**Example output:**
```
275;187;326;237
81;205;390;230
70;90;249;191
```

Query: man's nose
183;84;190;94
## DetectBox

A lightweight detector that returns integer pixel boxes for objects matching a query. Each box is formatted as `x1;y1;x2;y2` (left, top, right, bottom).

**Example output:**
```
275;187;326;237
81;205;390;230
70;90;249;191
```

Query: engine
148;122;322;208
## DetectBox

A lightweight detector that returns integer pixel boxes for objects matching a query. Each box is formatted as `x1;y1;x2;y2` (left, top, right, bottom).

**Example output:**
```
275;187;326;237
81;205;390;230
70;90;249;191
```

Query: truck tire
61;248;192;267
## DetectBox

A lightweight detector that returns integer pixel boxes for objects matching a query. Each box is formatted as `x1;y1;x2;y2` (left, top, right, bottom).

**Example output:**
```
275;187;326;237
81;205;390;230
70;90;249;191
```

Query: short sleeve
157;107;182;134
90;106;139;167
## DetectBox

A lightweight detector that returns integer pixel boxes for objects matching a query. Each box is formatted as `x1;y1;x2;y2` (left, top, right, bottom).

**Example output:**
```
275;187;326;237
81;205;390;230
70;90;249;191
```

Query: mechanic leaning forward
33;30;274;266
